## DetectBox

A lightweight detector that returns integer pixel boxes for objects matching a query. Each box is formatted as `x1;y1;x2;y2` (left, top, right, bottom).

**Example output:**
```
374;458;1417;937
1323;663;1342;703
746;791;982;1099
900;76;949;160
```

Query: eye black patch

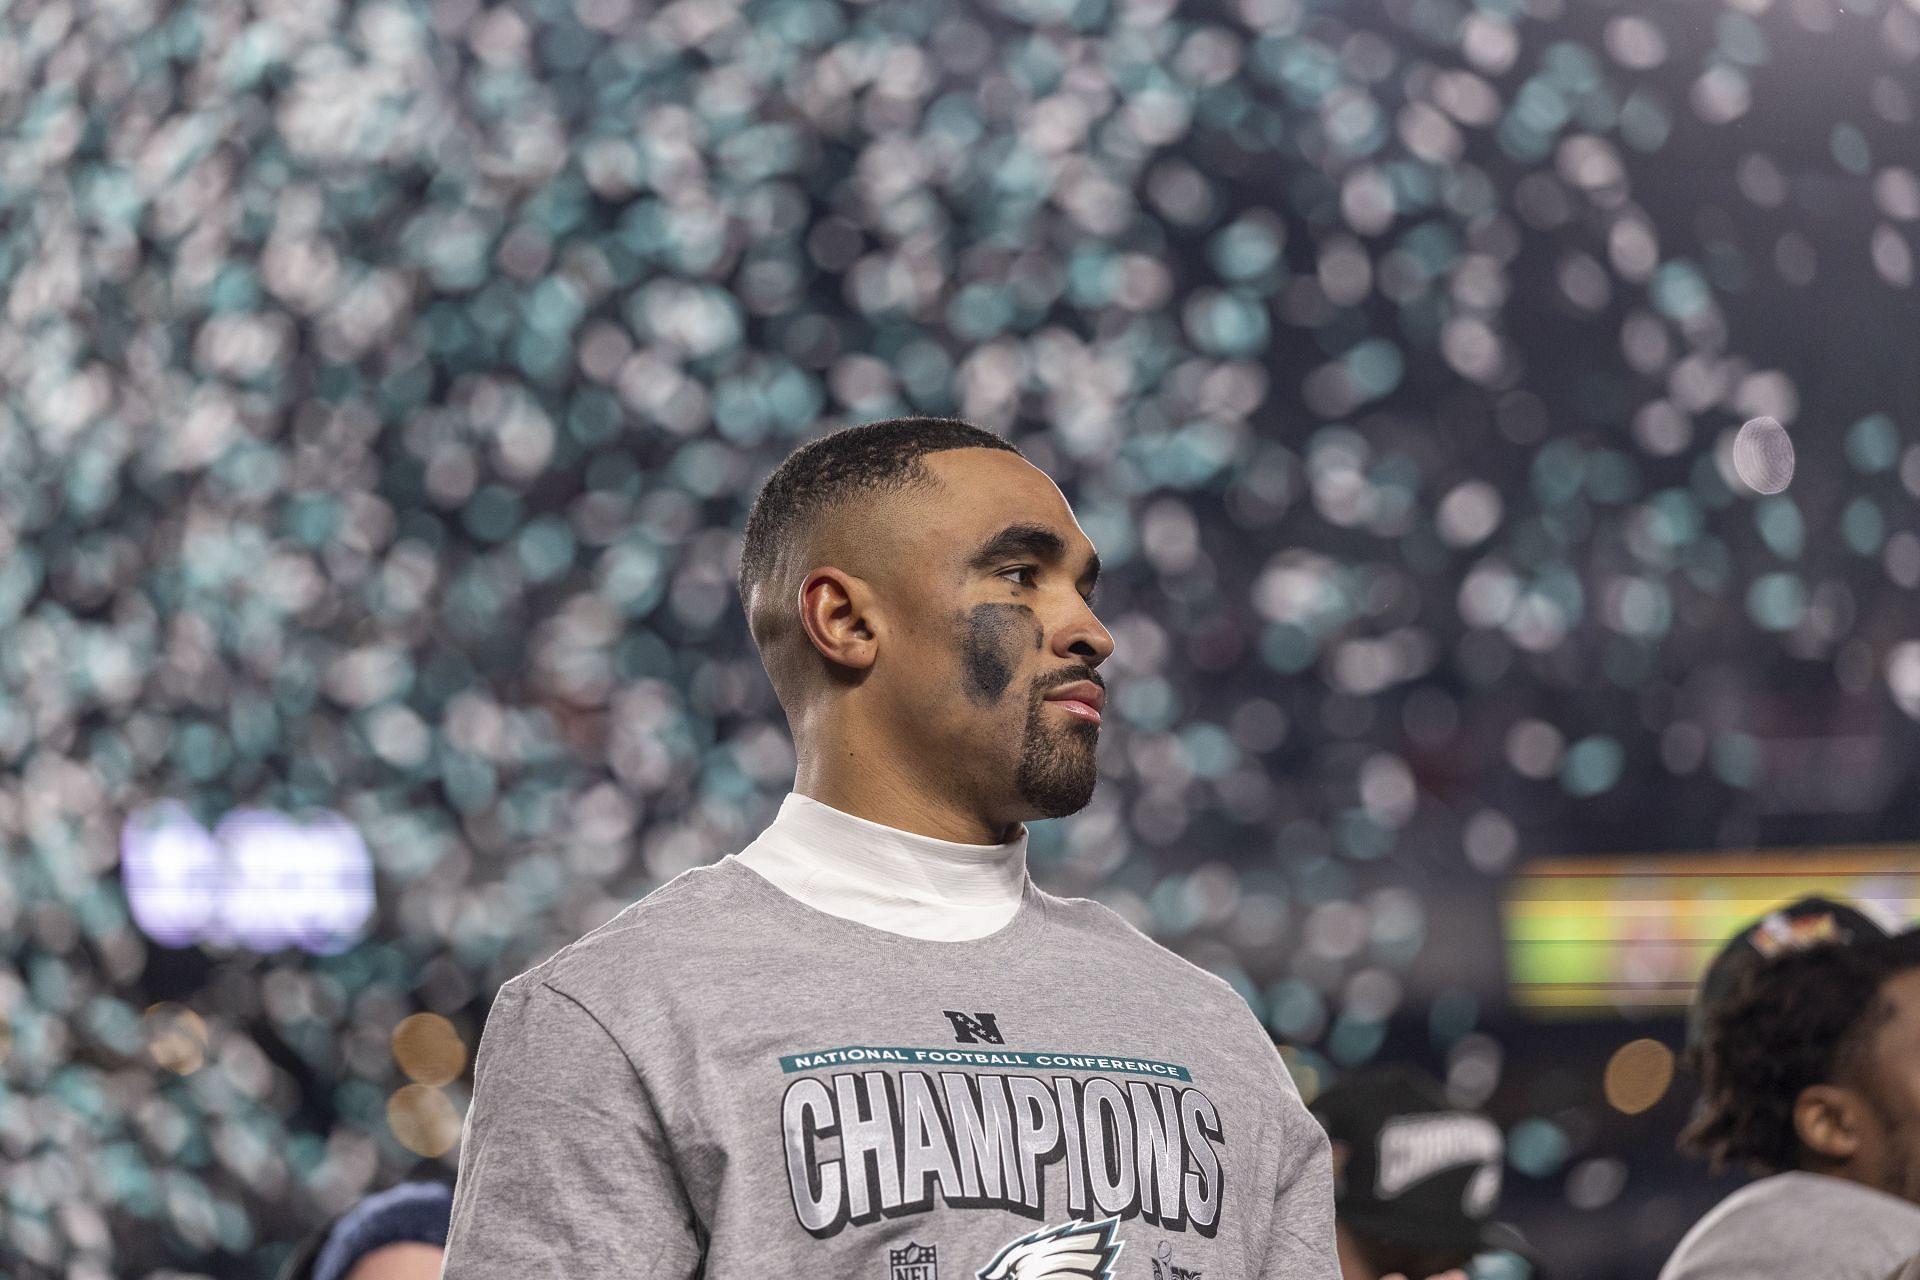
960;603;1043;704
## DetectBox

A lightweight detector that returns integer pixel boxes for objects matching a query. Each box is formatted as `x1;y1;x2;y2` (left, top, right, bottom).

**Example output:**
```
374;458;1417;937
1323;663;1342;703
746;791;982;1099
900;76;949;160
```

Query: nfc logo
942;1010;1004;1044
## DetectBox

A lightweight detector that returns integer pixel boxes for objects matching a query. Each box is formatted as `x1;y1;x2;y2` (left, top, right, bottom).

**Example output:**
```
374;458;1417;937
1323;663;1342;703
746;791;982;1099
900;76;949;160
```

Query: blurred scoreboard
1503;846;1920;1014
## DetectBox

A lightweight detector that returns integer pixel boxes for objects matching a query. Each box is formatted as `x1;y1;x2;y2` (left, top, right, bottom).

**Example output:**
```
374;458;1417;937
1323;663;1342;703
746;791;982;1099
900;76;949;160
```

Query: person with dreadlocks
1662;897;1920;1279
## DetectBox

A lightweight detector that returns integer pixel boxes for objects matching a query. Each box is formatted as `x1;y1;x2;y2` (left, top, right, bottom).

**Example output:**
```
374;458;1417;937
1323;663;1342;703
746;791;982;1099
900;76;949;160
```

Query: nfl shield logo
889;1242;938;1280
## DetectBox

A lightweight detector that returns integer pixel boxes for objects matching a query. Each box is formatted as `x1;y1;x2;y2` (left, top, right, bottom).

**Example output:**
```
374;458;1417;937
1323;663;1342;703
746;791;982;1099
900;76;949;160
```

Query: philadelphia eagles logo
976;1216;1124;1280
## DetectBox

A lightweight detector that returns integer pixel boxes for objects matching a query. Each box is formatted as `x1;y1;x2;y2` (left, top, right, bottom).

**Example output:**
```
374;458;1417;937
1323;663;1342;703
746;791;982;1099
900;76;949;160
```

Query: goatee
1014;692;1100;817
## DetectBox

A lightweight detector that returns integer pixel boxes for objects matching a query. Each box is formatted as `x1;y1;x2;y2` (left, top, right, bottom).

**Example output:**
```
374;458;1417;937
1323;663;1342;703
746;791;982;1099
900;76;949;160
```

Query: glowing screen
121;802;376;954
1504;847;1920;1013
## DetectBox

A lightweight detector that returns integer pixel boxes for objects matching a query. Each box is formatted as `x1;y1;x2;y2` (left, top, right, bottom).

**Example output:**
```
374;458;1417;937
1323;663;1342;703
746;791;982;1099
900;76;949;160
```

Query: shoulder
1659;1179;1783;1280
1039;887;1271;1028
507;861;744;999
1663;1174;1920;1280
1038;889;1316;1120
1712;1171;1920;1223
1681;1174;1826;1239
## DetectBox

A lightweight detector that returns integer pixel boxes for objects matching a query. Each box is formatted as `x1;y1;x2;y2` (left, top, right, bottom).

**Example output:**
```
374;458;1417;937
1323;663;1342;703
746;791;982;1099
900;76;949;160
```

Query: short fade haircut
737;417;1021;605
1680;939;1920;1173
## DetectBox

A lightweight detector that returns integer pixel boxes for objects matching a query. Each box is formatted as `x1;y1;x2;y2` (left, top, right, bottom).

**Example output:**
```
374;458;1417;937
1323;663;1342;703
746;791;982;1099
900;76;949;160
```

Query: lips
1042;680;1105;726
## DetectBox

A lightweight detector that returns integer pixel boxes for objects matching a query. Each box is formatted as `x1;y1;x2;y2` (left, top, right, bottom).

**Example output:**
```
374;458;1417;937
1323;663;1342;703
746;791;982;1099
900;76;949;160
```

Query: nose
1050;591;1114;667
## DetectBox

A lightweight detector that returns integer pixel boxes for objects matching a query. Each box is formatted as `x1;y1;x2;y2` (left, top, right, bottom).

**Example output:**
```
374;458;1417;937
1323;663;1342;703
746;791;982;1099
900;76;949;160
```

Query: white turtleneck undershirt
732;792;1028;941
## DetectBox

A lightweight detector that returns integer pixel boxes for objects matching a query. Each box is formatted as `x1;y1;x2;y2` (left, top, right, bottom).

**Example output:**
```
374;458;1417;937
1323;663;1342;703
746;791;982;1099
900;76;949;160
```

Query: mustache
1031;665;1106;698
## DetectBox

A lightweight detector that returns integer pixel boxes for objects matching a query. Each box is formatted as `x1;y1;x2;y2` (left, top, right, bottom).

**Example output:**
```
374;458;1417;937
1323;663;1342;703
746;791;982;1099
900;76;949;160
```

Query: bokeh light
145;1004;209;1076
1730;417;1796;495
387;1084;462;1159
1603;1038;1676;1116
390;1013;468;1087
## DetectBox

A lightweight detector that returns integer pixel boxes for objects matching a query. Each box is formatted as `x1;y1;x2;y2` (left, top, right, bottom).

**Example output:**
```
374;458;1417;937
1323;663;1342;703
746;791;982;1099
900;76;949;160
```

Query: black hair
1680;939;1920;1173
736;417;1020;603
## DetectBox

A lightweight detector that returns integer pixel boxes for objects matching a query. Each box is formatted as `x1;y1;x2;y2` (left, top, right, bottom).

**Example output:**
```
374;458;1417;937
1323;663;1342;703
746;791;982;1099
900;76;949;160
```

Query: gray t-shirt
1659;1171;1920;1280
443;856;1336;1279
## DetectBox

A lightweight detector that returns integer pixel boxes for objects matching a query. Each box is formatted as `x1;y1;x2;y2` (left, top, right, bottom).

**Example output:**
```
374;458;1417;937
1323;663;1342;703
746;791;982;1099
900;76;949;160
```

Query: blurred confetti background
6;0;1920;1273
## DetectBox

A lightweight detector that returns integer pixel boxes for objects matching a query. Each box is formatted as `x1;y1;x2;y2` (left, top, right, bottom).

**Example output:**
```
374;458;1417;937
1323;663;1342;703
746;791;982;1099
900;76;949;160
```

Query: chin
1013;723;1099;818
1039;786;1097;820
993;682;1099;819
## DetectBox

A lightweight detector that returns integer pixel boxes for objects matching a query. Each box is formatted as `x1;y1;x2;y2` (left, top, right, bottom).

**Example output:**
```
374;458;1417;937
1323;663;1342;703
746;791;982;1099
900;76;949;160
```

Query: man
443;418;1338;1277
1661;897;1920;1279
1311;1069;1534;1280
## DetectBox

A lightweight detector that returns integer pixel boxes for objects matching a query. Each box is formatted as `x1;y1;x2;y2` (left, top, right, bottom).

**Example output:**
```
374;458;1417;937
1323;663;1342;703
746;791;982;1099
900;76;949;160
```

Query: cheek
958;604;1042;704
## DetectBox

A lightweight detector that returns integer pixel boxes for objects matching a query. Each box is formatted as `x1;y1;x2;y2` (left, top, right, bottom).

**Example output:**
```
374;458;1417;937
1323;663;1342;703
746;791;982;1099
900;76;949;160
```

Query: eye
997;565;1038;588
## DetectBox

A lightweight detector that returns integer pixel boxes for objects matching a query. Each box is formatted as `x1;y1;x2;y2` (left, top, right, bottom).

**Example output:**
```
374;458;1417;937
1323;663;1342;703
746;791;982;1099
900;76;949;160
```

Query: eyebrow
969;523;1102;593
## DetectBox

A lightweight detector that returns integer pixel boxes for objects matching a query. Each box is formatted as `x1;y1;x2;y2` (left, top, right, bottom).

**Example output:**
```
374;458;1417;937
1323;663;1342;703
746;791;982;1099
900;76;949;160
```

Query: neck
1810;1157;1915;1205
792;721;1019;845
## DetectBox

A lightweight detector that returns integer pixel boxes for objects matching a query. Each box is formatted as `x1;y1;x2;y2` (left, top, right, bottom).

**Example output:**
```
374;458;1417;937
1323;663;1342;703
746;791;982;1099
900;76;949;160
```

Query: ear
797;567;878;672
1796;1083;1866;1161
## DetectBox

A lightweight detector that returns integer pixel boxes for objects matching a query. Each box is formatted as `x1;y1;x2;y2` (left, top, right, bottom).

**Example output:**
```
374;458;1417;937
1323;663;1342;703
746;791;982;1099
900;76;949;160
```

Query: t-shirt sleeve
1251;1038;1339;1279
441;977;705;1279
1257;1102;1338;1278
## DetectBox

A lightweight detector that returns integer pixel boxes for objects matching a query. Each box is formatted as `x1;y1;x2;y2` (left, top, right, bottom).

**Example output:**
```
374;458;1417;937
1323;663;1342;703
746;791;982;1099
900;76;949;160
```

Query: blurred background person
1662;898;1920;1279
278;1181;452;1280
1313;1068;1538;1280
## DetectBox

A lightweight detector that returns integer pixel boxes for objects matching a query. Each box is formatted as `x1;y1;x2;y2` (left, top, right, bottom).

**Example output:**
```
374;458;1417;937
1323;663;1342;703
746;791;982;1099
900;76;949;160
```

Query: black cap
1687;896;1919;1052
279;1181;453;1280
1310;1068;1528;1258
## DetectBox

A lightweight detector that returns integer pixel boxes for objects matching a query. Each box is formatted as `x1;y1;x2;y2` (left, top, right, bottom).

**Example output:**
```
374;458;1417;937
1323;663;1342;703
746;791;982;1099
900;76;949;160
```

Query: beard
1012;682;1100;817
